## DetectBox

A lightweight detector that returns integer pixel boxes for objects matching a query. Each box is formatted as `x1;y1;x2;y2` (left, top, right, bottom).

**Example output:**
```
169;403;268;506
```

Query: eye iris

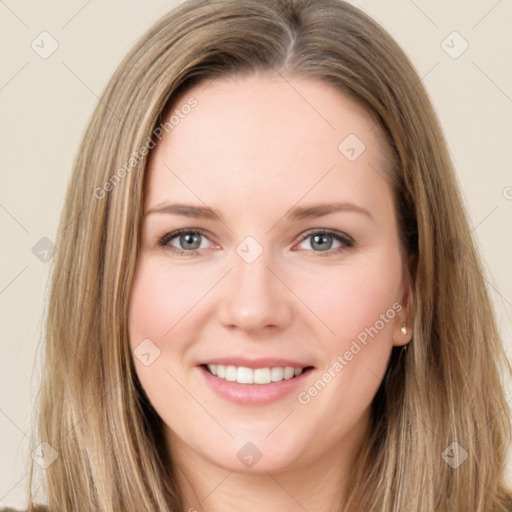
180;232;201;250
311;234;332;251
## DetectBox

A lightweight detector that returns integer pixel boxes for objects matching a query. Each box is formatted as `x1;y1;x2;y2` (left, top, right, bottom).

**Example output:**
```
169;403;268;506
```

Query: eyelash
157;228;355;258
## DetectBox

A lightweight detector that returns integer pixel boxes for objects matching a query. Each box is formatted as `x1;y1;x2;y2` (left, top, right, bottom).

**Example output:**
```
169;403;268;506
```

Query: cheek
128;258;193;400
128;257;210;348
127;258;208;419
129;262;169;349
291;253;403;434
296;248;403;355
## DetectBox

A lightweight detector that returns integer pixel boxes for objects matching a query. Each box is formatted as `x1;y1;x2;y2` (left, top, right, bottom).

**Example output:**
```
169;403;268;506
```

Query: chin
201;430;310;474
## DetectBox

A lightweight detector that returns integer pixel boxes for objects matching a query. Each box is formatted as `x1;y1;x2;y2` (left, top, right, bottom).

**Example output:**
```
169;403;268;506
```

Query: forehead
144;73;394;224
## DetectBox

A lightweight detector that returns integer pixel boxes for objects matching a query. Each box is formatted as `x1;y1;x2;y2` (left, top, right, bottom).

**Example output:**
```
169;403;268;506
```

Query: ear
392;255;415;347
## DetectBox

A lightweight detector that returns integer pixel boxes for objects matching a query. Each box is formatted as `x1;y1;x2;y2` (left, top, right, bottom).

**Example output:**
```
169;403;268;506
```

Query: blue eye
158;229;212;255
296;229;354;256
157;228;354;257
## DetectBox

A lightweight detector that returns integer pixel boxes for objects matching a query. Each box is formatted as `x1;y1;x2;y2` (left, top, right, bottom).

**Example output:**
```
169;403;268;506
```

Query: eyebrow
144;201;373;221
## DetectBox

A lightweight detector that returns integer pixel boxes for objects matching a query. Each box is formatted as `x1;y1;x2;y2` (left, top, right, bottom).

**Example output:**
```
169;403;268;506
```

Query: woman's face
128;73;412;474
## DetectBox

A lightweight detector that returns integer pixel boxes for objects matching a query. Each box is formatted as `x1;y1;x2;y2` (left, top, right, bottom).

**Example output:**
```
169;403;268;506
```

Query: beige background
1;0;511;508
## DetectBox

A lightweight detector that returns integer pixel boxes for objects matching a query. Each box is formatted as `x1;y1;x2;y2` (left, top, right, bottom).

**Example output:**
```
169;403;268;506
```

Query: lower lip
199;365;313;406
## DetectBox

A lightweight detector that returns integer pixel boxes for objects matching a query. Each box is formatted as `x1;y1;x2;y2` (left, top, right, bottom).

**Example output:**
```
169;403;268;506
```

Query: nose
217;246;294;334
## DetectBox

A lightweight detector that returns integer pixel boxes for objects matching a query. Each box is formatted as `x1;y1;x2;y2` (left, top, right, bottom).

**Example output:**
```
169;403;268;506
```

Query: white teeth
237;366;254;384
283;367;295;379
253;367;271;384
271;367;283;381
206;364;305;384
225;365;237;381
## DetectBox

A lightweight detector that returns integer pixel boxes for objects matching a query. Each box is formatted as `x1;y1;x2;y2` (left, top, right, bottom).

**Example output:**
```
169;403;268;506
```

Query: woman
14;0;512;510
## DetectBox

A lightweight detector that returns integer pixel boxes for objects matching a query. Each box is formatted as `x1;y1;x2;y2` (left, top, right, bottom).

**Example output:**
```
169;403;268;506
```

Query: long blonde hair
27;0;512;510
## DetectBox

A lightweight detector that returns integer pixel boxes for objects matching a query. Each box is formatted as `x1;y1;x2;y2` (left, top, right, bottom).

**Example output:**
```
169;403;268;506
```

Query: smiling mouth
202;364;314;385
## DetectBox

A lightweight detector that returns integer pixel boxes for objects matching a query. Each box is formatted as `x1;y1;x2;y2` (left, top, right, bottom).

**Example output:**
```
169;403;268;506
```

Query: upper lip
198;357;313;369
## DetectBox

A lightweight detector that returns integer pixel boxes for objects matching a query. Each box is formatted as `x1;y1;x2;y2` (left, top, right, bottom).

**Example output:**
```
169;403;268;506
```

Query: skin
128;73;413;512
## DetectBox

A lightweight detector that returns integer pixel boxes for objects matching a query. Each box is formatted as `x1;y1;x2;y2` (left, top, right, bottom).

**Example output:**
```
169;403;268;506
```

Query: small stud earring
401;324;407;335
